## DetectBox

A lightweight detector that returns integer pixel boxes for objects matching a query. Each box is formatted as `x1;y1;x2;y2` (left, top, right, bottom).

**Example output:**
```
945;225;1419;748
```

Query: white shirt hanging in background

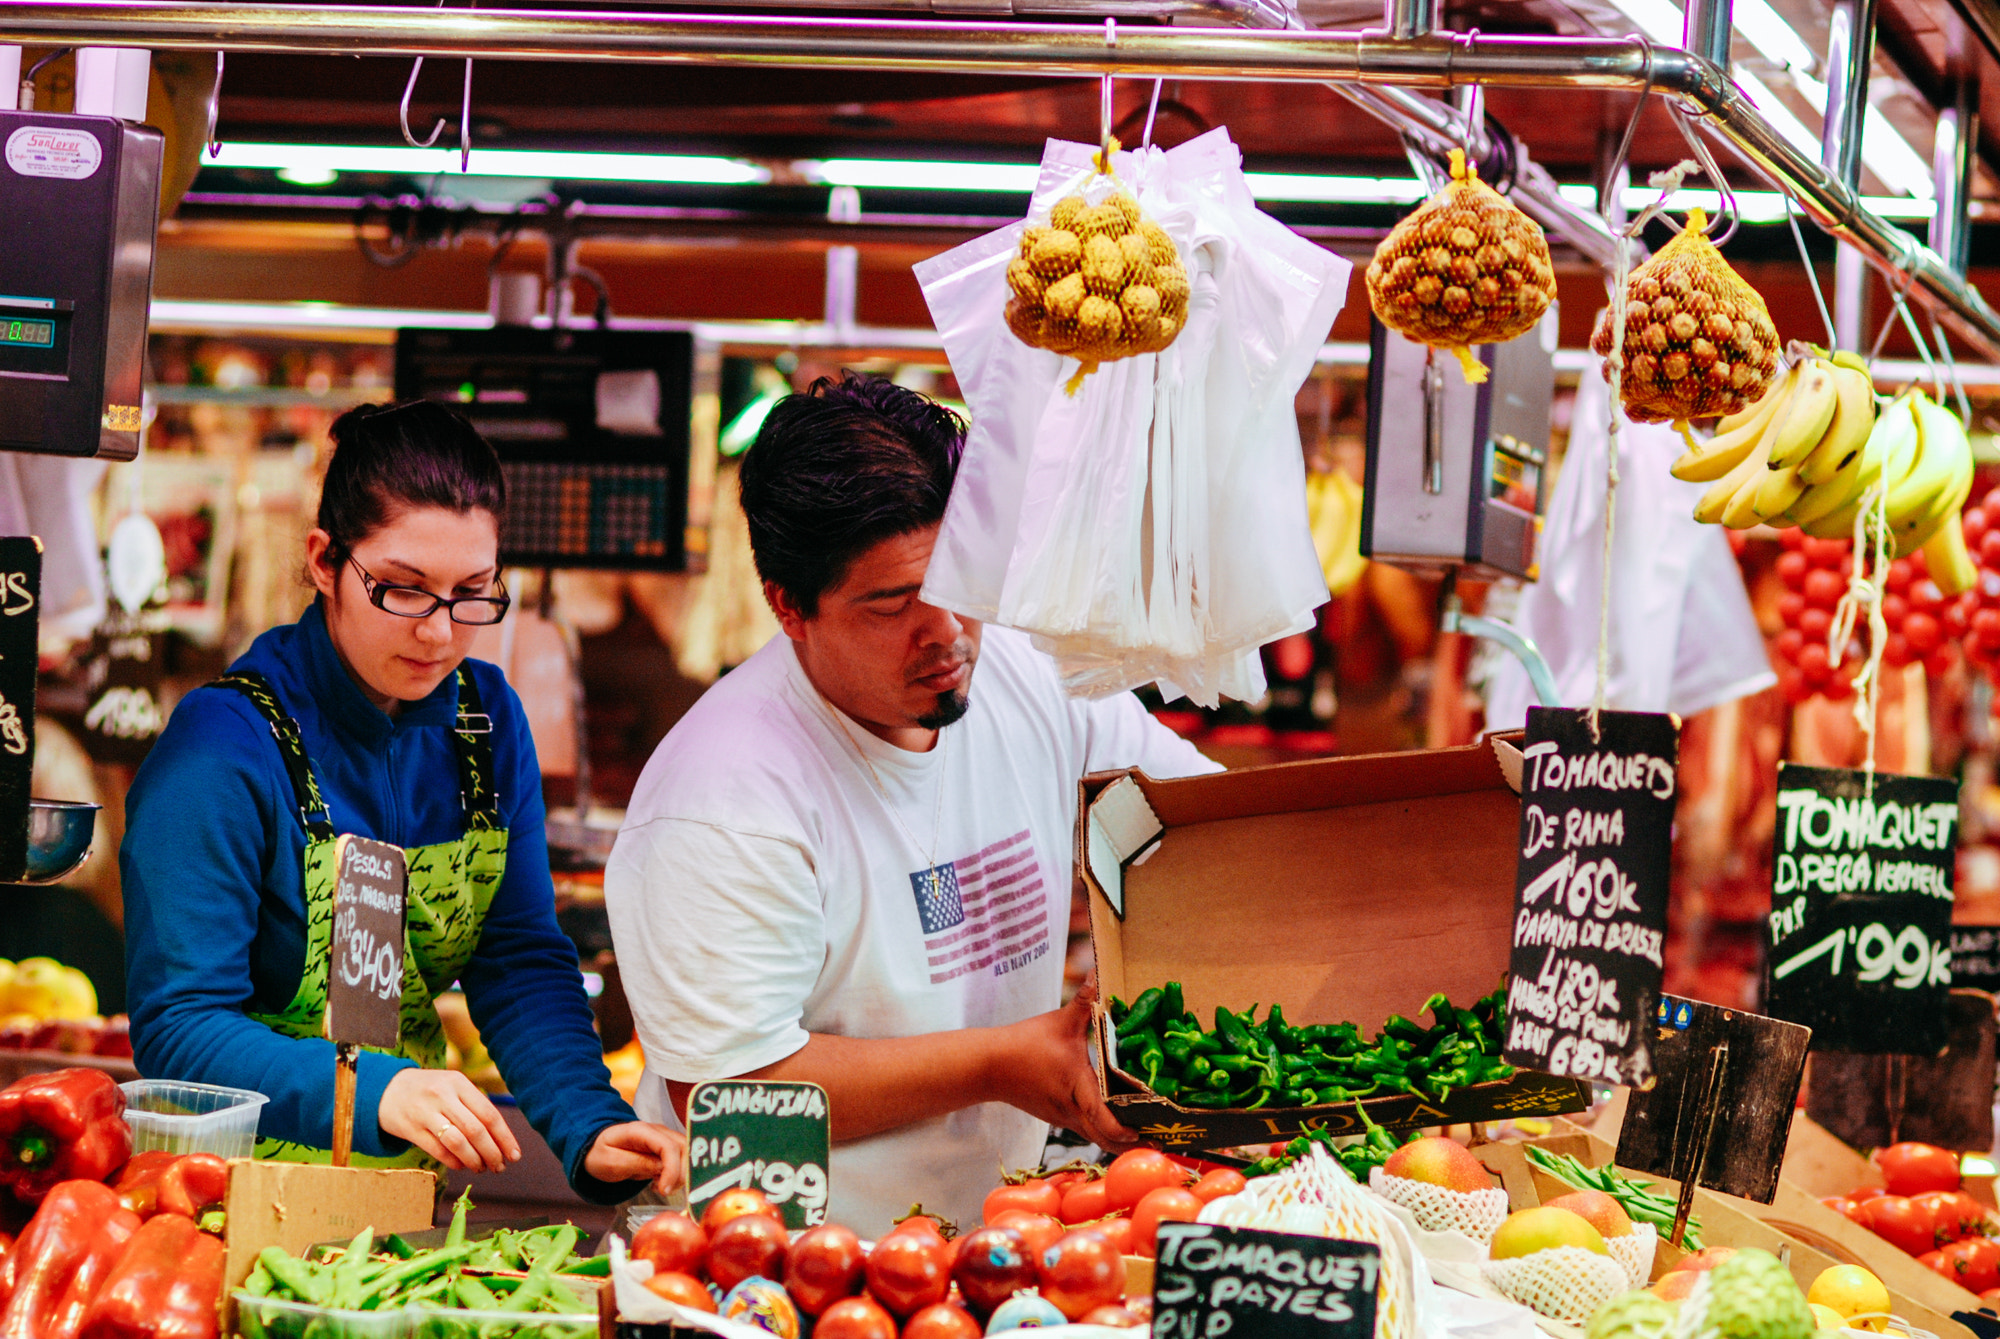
1485;359;1774;730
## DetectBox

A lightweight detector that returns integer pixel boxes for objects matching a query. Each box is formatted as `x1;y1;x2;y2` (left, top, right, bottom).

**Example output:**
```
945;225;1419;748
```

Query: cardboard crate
222;1160;437;1291
1078;736;1589;1151
1479;1117;1982;1339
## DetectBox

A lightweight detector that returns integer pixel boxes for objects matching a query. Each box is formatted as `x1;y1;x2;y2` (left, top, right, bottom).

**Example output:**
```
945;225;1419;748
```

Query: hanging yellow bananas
1672;344;1979;595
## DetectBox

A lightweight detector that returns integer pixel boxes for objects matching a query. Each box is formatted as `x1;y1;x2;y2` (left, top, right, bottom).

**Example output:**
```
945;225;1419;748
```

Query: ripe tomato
1917;1191;1969;1246
815;1295;899;1339
864;1230;950;1318
1045;1170;1089;1193
1982;1286;2000;1306
1877;1143;1961;1198
644;1271;716;1312
887;1214;949;1246
702;1188;781;1235
1941;1193;1993;1241
1089;1217;1135;1256
1921;1249;1956;1283
1952;1237;2000;1294
1103;1149;1186;1213
901;1302;982;1339
631;1213;708;1278
709;1212;790;1292
951;1226;1037;1318
1191;1170;1247;1204
1036;1229;1125;1320
985;1180;1063;1222
1848;1185;1889;1203
1820;1196;1854;1216
784;1223;866;1316
988;1210;1063;1259
1859;1195;1938;1257
1131;1188;1203;1259
1059;1180;1111;1225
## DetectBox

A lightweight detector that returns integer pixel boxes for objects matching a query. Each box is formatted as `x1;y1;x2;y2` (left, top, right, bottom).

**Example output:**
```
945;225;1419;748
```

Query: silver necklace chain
816;689;950;873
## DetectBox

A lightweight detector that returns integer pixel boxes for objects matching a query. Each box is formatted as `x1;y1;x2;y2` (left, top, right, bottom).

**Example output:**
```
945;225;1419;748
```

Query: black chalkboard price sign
1504;706;1679;1088
685;1080;831;1229
326;834;406;1167
1763;764;1957;1054
0;539;39;883
1950;926;2000;996
1152;1222;1379;1339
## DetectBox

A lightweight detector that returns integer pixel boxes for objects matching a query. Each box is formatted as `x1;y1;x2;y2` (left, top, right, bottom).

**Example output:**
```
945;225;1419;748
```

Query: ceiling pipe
1681;0;1732;73
1931;64;1979;276
1385;0;1439;41
5;4;1997;359
1820;0;1877;192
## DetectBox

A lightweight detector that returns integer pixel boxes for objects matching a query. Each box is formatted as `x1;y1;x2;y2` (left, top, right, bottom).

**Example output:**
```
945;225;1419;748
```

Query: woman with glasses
120;400;683;1201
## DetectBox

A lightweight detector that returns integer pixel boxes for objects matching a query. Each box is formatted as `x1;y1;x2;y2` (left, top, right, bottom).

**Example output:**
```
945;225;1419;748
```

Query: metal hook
1670;104;1738;244
1599;36;1652;227
1783;194;1837;349
399;56;447;148
205;50;224;159
1141;77;1163;150
459;55;473;171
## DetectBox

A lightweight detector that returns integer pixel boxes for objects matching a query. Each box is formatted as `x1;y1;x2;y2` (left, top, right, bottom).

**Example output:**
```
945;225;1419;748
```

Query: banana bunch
1306;467;1367;596
1670;346;1978;594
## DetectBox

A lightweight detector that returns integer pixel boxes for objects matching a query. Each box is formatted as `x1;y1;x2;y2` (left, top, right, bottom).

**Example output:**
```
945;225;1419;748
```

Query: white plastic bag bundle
1606;1224;1657;1290
1368;1168;1511;1245
916;128;1349;707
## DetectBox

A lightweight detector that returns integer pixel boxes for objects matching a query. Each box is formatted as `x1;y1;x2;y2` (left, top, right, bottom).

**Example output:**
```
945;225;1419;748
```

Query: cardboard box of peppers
1107;985;1519;1111
0;1066;230;1339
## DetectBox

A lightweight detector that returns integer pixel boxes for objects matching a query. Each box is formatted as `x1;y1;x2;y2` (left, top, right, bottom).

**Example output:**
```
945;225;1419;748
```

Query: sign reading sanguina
1505;706;1680;1088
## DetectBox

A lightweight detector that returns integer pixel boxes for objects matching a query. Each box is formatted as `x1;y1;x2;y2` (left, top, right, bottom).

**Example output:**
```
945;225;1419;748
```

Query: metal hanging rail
5;2;1998;360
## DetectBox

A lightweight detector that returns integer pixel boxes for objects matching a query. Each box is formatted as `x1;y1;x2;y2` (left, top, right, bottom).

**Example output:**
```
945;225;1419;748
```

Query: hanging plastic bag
916;127;1348;707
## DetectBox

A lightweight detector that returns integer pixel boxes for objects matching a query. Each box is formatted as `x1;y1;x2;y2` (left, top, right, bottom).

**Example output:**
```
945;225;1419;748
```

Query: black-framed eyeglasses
349;558;511;625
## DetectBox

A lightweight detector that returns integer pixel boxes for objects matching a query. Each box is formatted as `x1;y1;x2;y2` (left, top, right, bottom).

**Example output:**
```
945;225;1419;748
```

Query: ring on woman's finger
436;1124;456;1142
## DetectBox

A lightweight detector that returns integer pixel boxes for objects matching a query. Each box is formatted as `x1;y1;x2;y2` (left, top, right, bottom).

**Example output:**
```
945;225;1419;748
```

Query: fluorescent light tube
209;142;770;186
807;159;1037;192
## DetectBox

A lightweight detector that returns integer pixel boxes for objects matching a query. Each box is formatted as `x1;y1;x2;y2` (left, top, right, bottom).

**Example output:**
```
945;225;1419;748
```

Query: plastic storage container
406;1310;595;1339
120;1079;268;1158
234;1293;409;1339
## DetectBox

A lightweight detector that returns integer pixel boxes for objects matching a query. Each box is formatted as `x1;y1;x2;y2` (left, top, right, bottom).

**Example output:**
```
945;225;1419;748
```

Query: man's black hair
738;372;966;618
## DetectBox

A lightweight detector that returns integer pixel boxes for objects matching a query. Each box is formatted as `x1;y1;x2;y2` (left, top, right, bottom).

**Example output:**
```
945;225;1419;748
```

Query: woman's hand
585;1122;686;1195
379;1068;522;1173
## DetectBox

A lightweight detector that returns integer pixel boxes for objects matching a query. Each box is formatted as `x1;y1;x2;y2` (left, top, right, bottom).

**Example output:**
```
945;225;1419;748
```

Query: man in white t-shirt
605;374;1219;1232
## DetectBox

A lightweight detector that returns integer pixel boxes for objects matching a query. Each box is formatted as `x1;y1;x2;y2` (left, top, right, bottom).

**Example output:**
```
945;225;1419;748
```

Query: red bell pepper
155;1155;227;1232
0;1179;121;1337
109;1153;177;1219
0;1070;130;1207
78;1214;223;1339
47;1208;138;1339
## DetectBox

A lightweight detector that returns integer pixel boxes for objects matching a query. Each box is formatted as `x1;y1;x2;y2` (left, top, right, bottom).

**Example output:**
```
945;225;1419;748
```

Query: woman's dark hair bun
318;400;507;569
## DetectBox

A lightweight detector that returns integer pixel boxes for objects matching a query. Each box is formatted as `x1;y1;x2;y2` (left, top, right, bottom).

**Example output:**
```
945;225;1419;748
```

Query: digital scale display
0;319;53;349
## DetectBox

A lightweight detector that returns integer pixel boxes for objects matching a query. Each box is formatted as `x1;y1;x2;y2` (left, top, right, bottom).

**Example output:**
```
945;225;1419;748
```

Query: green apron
214;668;510;1169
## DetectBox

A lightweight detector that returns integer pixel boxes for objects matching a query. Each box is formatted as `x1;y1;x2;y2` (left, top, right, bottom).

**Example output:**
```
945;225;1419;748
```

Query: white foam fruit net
1366;1169;1510;1245
1607;1224;1657;1290
1477;1245;1630;1324
1200;1146;1418;1339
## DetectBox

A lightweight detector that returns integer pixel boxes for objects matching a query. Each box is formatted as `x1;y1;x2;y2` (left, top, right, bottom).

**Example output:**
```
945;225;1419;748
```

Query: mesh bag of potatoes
1365;147;1557;384
1589;205;1781;426
1367;1168;1510;1245
1004;151;1191;393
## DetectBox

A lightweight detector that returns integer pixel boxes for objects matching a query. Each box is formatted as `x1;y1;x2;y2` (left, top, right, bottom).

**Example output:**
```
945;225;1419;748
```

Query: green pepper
1206;1068;1231;1091
1184;1055;1213;1082
1264;1003;1296;1050
1117;988;1165;1039
1215;1006;1261;1056
1151;1074;1182;1098
1162;1032;1198;1065
1189;1032;1223;1057
1110;997;1129;1026
1161;982;1184;1022
1177;1090;1236;1108
1211;1053;1259;1076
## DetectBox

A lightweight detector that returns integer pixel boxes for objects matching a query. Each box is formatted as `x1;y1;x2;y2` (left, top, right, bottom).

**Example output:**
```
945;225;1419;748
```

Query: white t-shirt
605;627;1219;1232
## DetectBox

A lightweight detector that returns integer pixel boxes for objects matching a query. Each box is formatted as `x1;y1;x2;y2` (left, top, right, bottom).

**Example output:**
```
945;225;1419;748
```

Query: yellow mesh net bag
1589;206;1781;425
1003;139;1190;394
1365;147;1557;385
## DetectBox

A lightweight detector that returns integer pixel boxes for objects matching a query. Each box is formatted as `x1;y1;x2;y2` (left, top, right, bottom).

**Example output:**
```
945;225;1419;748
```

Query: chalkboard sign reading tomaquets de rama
1505;706;1679;1089
1763;764;1957;1055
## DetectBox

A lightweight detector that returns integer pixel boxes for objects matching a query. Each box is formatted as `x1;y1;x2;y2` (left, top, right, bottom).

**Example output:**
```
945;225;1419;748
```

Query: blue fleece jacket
121;602;642;1202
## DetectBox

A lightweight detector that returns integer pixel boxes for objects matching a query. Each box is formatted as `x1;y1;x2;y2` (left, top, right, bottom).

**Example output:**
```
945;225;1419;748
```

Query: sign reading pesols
1764;764;1957;1054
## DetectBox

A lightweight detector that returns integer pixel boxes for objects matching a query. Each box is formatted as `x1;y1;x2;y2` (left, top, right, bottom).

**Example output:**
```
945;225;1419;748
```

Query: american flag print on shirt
910;828;1051;985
